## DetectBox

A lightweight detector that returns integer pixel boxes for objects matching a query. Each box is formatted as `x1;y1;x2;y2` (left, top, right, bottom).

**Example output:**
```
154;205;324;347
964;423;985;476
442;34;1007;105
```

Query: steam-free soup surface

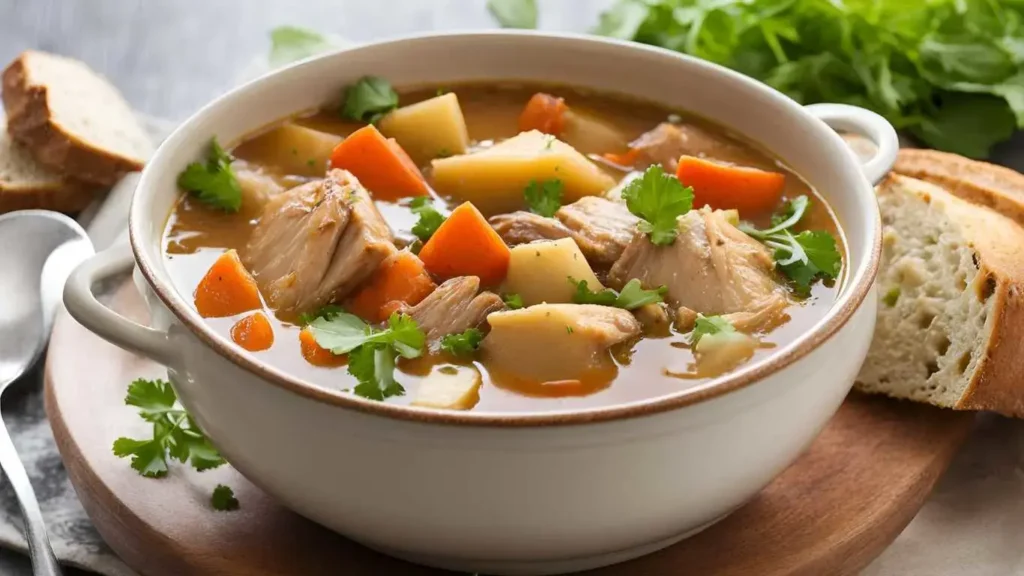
164;81;845;413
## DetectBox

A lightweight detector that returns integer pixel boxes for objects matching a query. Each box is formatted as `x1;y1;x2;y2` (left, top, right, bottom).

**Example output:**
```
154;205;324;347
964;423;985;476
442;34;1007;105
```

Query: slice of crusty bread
895;149;1024;226
2;50;153;186
0;118;98;213
856;173;1024;417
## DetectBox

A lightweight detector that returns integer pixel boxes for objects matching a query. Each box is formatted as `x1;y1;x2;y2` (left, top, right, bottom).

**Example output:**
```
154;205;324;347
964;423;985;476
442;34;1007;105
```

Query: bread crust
0;179;99;213
2;51;144;186
895;149;1024;227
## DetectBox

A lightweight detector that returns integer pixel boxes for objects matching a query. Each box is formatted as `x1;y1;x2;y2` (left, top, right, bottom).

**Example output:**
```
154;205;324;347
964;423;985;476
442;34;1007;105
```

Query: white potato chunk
431;130;617;215
412;364;482;410
562;110;628;156
694;331;758;376
483;304;640;382
235;122;341;177
379;93;470;165
504;238;603;306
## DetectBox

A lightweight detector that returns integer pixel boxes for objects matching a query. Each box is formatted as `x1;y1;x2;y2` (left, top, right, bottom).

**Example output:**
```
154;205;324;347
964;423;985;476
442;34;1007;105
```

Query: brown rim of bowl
131;33;883;428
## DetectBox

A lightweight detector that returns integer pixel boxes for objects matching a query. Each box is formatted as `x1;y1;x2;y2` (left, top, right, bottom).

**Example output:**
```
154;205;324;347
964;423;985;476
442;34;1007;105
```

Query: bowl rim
131;29;882;428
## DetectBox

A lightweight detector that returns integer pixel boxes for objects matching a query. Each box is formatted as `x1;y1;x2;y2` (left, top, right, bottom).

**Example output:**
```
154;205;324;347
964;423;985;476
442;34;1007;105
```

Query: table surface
2;1;1024;575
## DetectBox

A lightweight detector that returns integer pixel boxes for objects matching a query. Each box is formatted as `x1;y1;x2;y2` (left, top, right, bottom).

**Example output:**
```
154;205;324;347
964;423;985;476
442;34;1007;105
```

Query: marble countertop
1;1;1023;574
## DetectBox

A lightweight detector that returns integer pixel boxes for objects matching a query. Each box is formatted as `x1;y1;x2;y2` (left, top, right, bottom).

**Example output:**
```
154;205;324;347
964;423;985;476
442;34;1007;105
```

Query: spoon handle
0;418;63;576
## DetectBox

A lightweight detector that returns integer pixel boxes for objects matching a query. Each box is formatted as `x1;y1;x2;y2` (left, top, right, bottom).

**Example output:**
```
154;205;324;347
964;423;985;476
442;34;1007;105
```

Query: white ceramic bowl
64;32;897;575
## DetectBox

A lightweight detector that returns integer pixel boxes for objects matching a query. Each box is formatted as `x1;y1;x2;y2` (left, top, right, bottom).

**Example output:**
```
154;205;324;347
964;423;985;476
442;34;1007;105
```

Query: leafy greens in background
593;0;1024;158
268;26;345;68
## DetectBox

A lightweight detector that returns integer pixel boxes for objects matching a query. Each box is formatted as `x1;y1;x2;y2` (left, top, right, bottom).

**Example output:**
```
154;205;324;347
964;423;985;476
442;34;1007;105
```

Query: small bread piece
895;149;1024;226
2;50;153;185
0;119;97;213
856;174;1024;417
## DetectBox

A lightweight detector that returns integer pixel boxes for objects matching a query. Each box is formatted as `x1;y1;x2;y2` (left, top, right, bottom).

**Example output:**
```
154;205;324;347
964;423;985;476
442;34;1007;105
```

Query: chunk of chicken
488;211;572;246
555;196;639;266
244;169;396;314
482;304;640;383
609;208;788;326
629;122;766;173
408;276;504;342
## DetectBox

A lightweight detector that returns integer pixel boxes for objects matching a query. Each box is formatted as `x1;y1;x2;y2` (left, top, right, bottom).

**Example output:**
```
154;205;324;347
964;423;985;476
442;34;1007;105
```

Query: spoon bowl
0;209;94;576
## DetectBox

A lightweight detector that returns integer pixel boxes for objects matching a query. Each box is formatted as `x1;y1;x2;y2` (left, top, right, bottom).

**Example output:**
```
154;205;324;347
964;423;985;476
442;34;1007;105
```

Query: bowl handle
63;242;176;366
804;103;899;185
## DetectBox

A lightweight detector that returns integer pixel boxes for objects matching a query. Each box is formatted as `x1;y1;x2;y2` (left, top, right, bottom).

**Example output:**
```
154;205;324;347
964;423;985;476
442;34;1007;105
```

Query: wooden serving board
44;278;975;576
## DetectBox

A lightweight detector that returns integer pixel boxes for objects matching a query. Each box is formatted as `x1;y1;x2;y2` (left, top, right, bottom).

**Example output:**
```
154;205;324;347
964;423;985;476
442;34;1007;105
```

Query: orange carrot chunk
518;93;568;136
676;155;786;215
329;125;429;201
418;201;511;286
299;328;347;367
602;148;640;168
347;251;437;322
194;250;263;318
230;312;275;352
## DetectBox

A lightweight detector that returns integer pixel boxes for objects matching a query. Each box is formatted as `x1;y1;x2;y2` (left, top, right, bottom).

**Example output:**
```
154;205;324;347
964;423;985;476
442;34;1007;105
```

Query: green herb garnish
883;286;901;307
487;0;538;29
620;165;694;245
268;26;340;68
689;314;735;347
341;76;399;124
298;304;344;326
440;328;484;357
177;138;242;212
212;485;240;511
503;293;525;309
524;179;564;217
112;379;225;478
570;277;667;310
409;196;447;242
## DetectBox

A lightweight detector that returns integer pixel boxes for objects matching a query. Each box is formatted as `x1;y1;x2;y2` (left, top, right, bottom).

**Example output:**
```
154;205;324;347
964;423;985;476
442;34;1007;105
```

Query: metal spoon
0;210;95;576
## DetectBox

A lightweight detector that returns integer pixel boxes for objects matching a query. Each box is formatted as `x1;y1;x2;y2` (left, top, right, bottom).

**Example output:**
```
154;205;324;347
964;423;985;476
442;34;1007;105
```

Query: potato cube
504;238;603;306
379;93;470;165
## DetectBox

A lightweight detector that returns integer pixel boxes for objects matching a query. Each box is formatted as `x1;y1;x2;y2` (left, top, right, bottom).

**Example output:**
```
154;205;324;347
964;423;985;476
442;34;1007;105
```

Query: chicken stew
164;80;845;413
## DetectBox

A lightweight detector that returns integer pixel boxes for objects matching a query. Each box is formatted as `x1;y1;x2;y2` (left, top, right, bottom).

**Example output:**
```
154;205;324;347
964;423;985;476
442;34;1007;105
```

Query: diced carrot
194;250;263;318
346;251;437;322
518;93;568;136
418;201;511;286
299;327;347;367
230;312;274;352
329;125;430;201
676;155;786;215
602;149;640;168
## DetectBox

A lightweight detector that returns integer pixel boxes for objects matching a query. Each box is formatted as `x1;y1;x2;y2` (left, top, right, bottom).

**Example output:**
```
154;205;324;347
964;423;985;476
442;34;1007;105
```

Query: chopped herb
487;0;538;29
268;26;339;68
436;87;450;96
177;138;242;212
741;195;810;238
212;485;239;511
298;304;344;326
409;239;423;255
341;76;399;124
566;326;574;334
543;135;556;150
689;314;735;347
440;328;484;357
503;293;525;309
524;179;563;217
570;277;666;310
883;286;901;307
112;379;225;478
409;196;447;242
306;158;316;167
621;165;694;245
435;148;452;158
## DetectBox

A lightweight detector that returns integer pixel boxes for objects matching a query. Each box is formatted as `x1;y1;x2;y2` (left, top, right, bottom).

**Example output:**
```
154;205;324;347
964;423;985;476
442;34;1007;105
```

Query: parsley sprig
212;485;240;512
524;179;563;217
503;293;525;310
688;314;735;346
440;328;484;357
177;138;242;212
740;195;841;294
307;311;426;400
341;76;399;124
621;165;694;245
409;197;447;242
570;277;667;310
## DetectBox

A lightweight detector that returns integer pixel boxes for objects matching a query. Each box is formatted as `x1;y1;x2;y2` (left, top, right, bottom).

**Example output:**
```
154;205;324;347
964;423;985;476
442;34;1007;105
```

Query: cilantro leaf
741;195;810;239
268;26;339;68
523;179;563;217
212;484;240;511
177;138;242;212
113;379;226;478
307;312;375;354
382;313;427;359
503;293;525;310
349;345;405;401
620;165;693;245
297;304;344;326
409;197;447;242
689;314;735;347
341;76;399;124
440;328;484;357
487;0;538;29
770;230;842;294
569;277;666;310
